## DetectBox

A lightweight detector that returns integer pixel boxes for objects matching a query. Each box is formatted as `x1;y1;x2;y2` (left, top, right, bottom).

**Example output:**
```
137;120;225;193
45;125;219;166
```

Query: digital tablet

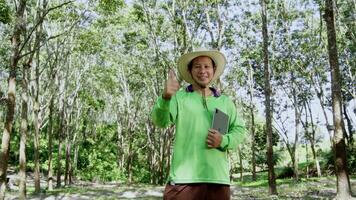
211;108;229;134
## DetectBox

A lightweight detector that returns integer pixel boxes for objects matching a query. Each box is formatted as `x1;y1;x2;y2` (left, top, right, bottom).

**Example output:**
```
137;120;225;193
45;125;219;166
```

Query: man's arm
219;99;247;151
151;95;177;128
151;69;179;128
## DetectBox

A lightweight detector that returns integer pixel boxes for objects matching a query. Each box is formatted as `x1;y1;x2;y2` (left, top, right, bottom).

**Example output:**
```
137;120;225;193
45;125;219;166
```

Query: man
151;49;246;200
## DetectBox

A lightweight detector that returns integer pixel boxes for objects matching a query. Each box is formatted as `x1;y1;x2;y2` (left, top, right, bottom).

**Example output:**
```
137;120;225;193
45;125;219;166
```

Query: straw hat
177;49;226;84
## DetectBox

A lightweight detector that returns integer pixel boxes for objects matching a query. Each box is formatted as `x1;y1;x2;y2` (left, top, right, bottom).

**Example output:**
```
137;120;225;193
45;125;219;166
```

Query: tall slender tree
31;0;47;192
324;0;353;199
260;0;277;195
18;60;30;200
248;63;257;181
0;1;27;199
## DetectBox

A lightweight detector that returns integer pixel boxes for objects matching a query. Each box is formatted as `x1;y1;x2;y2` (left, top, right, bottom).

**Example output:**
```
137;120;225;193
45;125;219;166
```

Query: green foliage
346;144;356;174
318;143;356;175
77;124;124;182
75;30;103;54
132;164;151;183
123;31;149;51
97;0;125;15
8;125;20;167
0;14;11;76
318;149;334;174
79;90;105;111
276;166;294;179
255;148;283;169
131;3;145;22
0;0;11;24
254;123;280;150
78;153;124;182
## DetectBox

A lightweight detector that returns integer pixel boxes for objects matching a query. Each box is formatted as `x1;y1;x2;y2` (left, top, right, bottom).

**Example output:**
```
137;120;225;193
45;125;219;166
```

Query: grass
229;169;356;199
234;178;303;187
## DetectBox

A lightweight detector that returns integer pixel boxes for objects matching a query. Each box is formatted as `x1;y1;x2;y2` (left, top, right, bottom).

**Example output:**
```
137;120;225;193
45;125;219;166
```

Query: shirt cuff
158;95;171;110
219;135;229;150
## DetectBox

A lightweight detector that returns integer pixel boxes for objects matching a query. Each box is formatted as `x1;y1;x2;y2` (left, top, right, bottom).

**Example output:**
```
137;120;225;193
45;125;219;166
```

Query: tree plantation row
0;0;355;199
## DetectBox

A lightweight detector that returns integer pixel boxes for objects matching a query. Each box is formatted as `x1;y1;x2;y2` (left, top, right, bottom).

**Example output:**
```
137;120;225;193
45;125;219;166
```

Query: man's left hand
206;129;222;148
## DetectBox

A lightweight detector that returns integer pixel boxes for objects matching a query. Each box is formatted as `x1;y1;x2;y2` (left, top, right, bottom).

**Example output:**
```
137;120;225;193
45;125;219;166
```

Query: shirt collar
185;84;221;97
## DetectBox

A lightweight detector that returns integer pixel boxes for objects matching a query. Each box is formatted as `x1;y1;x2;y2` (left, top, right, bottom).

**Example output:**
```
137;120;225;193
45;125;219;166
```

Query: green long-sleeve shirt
151;88;246;185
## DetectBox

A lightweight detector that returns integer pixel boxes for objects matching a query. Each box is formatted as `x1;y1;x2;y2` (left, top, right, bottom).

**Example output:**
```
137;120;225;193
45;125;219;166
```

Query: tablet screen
211;108;229;134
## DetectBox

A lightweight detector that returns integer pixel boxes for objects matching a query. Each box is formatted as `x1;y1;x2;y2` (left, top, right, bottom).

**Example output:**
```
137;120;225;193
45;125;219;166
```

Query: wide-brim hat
177;49;226;84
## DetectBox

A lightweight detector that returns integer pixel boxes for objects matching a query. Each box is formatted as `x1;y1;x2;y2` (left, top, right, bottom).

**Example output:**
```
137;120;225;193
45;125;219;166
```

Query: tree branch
204;5;215;45
19;1;74;54
19;16;82;59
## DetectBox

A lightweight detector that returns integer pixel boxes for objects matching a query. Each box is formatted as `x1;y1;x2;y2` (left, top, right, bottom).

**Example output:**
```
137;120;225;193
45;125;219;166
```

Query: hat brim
177;50;226;84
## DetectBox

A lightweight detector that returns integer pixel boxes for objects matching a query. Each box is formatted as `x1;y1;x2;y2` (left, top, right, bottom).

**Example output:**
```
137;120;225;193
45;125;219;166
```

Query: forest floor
5;175;356;200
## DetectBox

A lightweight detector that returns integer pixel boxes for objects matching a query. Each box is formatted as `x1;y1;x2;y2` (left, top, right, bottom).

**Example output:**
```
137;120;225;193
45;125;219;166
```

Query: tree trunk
314;82;333;145
56;65;67;188
0;1;27;199
126;126;133;183
238;146;243;182
306;101;322;177
310;140;321;177
19;63;30;200
249;64;257;181
146;125;153;184
47;28;59;190
69;110;80;185
116;120;124;170
33;42;41;195
47;96;54;191
260;0;277;195
310;61;333;145
306;144;309;179
56;137;63;187
33;91;41;193
160;126;174;184
64;142;70;185
291;73;299;182
56;111;65;188
343;103;354;145
166;128;173;184
32;0;47;192
160;130;167;184
73;145;79;178
64;130;71;185
324;0;352;198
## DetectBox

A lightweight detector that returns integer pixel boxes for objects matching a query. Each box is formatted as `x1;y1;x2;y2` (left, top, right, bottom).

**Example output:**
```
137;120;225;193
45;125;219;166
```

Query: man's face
189;56;215;87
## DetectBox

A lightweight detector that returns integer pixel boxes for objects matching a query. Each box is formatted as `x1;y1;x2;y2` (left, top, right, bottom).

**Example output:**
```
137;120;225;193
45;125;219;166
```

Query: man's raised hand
163;69;180;100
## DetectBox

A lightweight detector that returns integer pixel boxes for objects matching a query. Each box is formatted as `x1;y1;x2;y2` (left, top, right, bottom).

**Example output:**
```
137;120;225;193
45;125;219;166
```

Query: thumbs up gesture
162;69;180;100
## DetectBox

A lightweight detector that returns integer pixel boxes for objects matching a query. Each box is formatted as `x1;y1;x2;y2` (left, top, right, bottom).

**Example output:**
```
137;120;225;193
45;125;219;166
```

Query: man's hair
188;56;216;72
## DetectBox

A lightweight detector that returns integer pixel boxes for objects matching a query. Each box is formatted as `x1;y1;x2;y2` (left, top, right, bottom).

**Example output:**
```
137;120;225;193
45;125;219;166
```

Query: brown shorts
163;183;230;200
